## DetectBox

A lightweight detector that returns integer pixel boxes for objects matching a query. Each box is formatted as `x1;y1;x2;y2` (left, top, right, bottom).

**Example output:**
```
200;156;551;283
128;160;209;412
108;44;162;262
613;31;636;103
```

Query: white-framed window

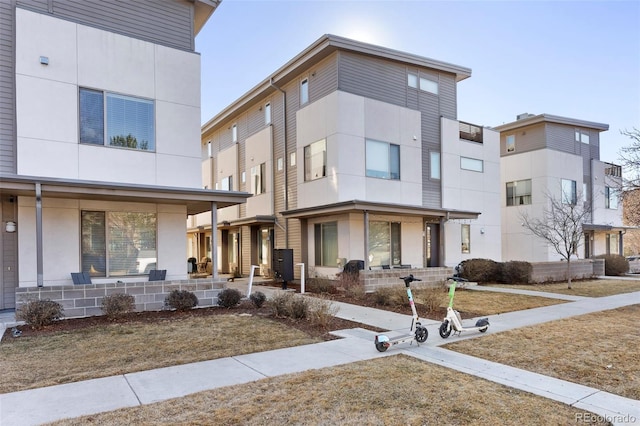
606;233;620;255
430;151;441;179
562;179;577;205
506;179;532;206
265;102;271;125
250;163;266;195
461;224;470;253
368;221;401;267
575;129;590;144
506;134;515;153
221;175;233;191
277;157;283;171
605;186;618;209
232;124;237;143
81;211;157;277
241;171;246;184
419;77;438;94
80;88;155;151
290;152;296;167
366;139;400;180
300;77;309;105
314;222;338;266
407;73;418;88
304;139;326;181
207;141;212;157
460;157;483;172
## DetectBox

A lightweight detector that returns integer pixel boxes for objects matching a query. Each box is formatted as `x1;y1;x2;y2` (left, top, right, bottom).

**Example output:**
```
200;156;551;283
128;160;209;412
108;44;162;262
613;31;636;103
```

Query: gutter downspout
36;183;43;287
270;78;289;248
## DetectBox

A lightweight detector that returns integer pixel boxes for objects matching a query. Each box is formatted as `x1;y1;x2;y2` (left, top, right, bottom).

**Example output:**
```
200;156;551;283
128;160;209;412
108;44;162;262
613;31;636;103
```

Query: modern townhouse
495;113;625;262
196;34;501;280
0;0;248;313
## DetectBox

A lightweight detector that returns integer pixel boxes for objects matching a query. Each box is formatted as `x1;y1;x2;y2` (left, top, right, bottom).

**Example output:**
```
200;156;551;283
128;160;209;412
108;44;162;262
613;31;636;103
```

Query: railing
459;121;483;143
604;163;622;177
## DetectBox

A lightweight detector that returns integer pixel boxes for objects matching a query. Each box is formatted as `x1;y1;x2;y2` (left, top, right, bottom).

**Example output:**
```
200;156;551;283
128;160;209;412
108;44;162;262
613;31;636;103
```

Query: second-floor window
265;103;271;125
506;179;532;206
300;78;309;105
250;163;266;195
605;186;618;209
221;175;233;191
562;179;577;205
460;157;483;172
80;88;154;151
366;139;400;180
430;151;441;179
407;72;438;94
232;124;238;143
575;129;590;144
506;135;515;152
304;139;326;181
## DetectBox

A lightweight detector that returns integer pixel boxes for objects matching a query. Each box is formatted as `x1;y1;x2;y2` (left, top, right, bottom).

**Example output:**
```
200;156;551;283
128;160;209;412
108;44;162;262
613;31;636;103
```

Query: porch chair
71;272;92;285
148;269;167;281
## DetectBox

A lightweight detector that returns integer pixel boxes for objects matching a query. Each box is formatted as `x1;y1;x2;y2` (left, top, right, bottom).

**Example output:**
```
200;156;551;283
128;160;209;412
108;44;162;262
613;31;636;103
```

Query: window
575;129;590;144
81;211;157;277
250;163;266;195
506;179;532;206
265;103;271;125
419;77;438;94
300;78;309;105
290;152;296;167
366;139;400;180
207;141;212;157
606;233;619;255
80;88;154;151
407;73;418;88
232;124;237;143
459;121;483;143
460;157;483;172
277;157;283;171
506;135;515;152
562;179;577;205
314;222;338;266
304;139;326;181
605;186;618;209
430;151;441;179
461;224;470;253
241;171;246;184
221;175;233;191
368;221;401;267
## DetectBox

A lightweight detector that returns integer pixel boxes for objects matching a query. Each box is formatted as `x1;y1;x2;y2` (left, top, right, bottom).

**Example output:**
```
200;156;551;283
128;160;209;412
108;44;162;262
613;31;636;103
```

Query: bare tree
619;128;640;190
519;191;591;289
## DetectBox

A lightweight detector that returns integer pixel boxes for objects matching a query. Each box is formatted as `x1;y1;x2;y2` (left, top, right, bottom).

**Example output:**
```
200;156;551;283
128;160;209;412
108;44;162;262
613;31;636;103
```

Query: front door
425;223;440;267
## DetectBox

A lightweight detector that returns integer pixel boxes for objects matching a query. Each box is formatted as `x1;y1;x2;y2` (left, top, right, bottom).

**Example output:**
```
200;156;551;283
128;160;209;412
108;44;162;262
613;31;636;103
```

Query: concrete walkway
1;281;639;425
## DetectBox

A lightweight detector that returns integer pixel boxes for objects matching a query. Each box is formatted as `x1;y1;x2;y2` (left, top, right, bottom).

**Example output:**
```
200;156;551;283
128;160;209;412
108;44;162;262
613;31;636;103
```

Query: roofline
202;34;472;134
192;0;222;36
280;200;480;220
0;174;250;215
493;114;609;132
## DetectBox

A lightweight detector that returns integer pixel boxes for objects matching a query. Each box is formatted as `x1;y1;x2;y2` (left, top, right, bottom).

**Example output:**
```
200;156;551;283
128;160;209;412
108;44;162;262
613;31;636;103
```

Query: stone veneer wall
15;278;226;319
360;267;453;292
529;259;603;283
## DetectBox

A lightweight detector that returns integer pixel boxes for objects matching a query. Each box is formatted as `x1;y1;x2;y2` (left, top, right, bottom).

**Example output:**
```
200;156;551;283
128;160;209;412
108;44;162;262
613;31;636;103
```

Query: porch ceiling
280;200;480;220
0;174;250;215
583;223;637;232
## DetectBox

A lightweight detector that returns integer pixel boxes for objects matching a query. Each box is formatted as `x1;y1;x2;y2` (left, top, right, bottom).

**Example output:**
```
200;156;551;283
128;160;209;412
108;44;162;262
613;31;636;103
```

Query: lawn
487;278;640;297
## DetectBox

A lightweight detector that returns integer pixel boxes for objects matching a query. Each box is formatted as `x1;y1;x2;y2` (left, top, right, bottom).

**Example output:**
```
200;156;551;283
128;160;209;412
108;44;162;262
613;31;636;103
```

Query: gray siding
0;0;16;175
500;122;547;156
17;0;195;51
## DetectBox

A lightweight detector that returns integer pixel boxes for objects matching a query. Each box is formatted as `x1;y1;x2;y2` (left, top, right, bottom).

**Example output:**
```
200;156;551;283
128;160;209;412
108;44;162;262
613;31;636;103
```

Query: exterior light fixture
5;221;16;233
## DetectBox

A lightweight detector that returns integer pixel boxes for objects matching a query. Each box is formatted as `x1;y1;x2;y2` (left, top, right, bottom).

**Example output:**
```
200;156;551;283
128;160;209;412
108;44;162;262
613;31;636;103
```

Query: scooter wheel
415;326;428;343
439;321;452;338
375;342;388;352
479;327;488;333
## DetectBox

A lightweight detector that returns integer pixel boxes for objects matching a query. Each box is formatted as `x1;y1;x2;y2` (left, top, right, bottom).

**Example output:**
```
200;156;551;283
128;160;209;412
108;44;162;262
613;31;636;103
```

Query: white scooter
374;275;428;352
439;274;489;338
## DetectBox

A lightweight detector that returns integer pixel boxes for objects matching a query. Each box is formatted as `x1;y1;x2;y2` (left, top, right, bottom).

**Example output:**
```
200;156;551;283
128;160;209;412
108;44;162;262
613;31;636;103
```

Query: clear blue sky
196;0;640;164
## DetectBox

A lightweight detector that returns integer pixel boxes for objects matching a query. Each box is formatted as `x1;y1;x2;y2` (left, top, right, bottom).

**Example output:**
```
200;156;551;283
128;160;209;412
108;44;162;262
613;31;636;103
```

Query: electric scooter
439;274;489;338
374;275;428;352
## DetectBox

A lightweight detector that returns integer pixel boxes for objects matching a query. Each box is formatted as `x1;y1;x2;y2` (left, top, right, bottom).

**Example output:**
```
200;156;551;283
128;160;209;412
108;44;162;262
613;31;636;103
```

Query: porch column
210;203;218;281
36;183;43;287
439;217;446;267
364;211;369;270
619;231;624;256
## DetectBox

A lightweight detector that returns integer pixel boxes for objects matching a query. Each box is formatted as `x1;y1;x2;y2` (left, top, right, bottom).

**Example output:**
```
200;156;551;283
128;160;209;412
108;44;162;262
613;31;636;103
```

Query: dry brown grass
489;279;640;297
0;314;319;394
50;355;608;426
445;304;640;400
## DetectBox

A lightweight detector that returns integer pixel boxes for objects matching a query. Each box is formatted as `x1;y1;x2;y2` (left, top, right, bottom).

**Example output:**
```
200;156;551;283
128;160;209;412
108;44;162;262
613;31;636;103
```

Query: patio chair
71;272;92;285
148;269;167;281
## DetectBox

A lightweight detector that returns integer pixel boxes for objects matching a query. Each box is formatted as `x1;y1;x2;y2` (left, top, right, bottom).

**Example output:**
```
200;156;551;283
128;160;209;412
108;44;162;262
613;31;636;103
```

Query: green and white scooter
374;275;428;352
439;274;489;338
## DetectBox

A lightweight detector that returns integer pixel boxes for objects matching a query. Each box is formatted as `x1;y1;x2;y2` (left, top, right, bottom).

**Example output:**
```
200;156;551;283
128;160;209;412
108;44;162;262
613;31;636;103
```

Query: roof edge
493;113;609;132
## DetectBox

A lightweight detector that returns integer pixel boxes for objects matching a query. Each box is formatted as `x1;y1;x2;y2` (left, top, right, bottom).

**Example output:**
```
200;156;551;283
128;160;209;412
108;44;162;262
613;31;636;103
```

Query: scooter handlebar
400;275;421;286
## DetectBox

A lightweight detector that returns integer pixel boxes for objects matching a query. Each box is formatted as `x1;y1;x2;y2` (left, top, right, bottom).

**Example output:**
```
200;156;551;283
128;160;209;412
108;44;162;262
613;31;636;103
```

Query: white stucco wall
15;8;202;188
245;126;273;217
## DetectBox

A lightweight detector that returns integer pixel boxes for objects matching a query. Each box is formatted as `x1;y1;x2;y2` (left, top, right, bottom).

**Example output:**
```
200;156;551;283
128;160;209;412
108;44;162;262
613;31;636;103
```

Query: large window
562;179;577;205
314;222;337;266
366;139;400;180
250;163;266;195
605;186;618;209
461;224;470;253
506;179;532;206
304;139;326;181
368;221;401;267
80;88;154;151
81;211;157;277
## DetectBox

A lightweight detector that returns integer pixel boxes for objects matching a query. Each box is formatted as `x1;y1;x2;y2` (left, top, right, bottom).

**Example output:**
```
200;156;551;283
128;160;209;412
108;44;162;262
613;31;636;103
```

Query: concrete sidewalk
1;286;639;425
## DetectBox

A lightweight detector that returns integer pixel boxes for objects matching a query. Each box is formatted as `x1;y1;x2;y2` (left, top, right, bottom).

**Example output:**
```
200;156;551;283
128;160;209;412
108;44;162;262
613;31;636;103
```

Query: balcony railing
604;163;622;177
459;121;483;143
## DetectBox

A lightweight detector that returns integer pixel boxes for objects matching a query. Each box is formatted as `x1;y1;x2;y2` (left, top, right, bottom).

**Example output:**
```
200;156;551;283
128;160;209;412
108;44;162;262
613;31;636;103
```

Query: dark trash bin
188;257;197;274
343;260;364;275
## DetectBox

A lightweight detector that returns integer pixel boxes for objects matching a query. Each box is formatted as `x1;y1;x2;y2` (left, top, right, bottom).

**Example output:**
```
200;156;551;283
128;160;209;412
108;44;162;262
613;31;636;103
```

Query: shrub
289;296;309;319
166;290;199;311
217;288;242;308
269;292;294;317
101;293;136;319
594;254;629;276
307;297;339;328
459;258;501;283
249;291;267;308
373;286;406;307
306;277;336;294
499;261;532;284
416;286;444;314
16;299;64;329
338;273;365;299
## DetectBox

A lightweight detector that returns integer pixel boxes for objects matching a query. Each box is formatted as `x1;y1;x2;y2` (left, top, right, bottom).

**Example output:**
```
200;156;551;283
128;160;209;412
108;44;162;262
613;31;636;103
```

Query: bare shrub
217;288;242;308
101;293;136;320
17;299;64;329
166;290;199;311
307;277;336;294
269;292;295;317
373;286;405;306
416;286;444;314
249;291;267;308
307;297;339;329
339;273;365;299
594;254;629;276
499;261;532;284
459;259;501;283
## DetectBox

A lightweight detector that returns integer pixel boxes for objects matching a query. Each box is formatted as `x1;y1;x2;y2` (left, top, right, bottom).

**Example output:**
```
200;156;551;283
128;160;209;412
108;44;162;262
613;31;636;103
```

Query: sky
195;0;640;164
